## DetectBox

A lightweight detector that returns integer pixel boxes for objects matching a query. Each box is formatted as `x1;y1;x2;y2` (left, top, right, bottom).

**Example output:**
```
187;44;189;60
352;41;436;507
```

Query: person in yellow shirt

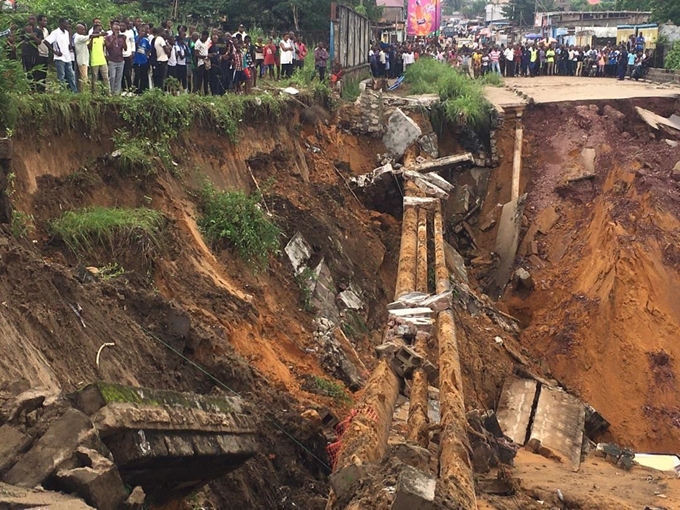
88;22;110;94
472;50;482;78
546;45;555;76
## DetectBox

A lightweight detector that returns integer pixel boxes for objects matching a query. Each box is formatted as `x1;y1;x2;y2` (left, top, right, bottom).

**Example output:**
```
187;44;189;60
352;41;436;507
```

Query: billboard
407;0;440;37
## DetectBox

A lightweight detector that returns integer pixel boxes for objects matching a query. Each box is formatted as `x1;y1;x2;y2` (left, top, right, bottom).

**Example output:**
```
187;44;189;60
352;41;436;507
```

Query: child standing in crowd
263;37;277;80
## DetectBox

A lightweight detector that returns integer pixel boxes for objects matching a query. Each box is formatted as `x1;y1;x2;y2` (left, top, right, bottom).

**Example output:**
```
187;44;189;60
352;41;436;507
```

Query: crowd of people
370;32;652;82
0;15;334;95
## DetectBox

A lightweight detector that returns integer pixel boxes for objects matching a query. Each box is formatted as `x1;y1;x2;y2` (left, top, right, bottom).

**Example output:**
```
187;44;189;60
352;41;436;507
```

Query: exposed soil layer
501;98;680;452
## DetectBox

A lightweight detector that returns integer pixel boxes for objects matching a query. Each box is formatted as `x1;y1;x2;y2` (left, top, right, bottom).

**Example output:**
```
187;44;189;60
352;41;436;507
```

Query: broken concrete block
530;386;585;470
513;268;534;289
391;465;435;510
382;108;422;159
0;424;33;474
388;307;434;318
412;176;449;199
535;206;560;234
284;232;312;275
417;133;439;159
318;409;340;430
376;342;400;358
443;242;468;284
1;388;53;424
389;443;432;472
420;291;452;312
4;409;96;488
337;289;363;310
55;447;127;510
496;376;538;445
584;404;610;440
330;463;371;500
123;486;146;510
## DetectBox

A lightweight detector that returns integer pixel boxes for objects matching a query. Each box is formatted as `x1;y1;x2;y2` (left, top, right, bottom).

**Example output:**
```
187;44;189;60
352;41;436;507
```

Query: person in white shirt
152;27;170;89
46;18;77;92
193;30;209;94
73;23;90;92
122;20;136;93
279;33;294;78
173;36;187;90
504;46;514;77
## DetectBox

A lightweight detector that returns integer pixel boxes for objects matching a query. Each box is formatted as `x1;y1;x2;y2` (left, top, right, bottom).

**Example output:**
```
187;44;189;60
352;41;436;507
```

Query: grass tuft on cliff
50;206;164;255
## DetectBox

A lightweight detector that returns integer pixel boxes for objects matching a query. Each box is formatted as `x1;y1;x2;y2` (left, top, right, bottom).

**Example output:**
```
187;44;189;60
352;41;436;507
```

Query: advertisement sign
407;0;440;37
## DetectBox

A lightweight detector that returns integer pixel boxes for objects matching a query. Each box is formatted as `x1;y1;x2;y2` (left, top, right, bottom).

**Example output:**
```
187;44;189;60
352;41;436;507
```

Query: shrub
313;376;352;404
198;183;280;268
404;58;495;130
50;207;164;255
665;42;680;71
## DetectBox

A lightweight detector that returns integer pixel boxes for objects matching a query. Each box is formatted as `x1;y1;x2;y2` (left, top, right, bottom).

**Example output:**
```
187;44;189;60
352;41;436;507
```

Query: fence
330;2;371;72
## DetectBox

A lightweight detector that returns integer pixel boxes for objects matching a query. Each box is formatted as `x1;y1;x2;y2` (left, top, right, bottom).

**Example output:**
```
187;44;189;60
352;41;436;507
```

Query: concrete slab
495;76;680;105
535;206;560;235
530;386;585;471
383;108;422;158
284;232;312;275
496;376;538;445
492;196;526;298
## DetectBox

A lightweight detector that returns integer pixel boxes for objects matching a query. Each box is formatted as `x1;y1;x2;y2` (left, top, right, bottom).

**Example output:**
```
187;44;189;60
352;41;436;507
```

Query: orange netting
326;405;378;470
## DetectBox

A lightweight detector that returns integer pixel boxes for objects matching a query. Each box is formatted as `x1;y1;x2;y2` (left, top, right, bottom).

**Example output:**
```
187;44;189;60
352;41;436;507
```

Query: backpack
149;37;157;67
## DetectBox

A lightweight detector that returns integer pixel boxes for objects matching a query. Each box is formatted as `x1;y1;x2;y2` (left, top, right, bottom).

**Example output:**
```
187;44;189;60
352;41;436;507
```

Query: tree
616;0;680;24
461;0;486;19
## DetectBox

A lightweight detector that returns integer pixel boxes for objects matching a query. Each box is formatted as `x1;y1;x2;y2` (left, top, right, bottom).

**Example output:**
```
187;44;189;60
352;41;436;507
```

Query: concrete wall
647;68;680;85
661;24;680;44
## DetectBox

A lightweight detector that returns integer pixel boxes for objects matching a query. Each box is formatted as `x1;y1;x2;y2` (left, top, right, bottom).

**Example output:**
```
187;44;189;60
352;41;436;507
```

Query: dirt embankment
501;99;680;452
3;101;405;508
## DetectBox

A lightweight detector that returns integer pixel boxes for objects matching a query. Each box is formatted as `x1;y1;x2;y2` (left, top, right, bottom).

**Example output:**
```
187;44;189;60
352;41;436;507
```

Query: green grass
50;206;164;255
404;58;496;130
198;183;280;268
313;376;352;405
341;76;362;102
11;211;34;239
112;130;173;177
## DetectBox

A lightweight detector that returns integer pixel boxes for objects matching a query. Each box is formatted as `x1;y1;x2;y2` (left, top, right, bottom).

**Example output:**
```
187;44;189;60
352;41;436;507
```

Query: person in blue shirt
635;34;644;53
133;25;151;93
627;49;636;78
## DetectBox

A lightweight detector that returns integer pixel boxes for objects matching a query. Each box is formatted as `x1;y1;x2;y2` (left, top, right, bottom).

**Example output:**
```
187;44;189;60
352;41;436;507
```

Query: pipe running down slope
328;176;476;509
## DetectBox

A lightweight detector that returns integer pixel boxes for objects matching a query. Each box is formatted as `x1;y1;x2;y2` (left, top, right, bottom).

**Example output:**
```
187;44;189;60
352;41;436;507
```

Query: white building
485;0;509;23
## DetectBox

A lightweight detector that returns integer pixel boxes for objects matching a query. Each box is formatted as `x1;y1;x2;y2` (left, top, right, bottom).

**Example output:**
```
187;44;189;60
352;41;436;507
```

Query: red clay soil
501;98;680;452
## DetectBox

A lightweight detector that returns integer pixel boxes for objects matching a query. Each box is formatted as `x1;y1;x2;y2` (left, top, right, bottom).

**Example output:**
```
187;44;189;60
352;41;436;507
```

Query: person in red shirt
296;36;307;69
263;37;277;80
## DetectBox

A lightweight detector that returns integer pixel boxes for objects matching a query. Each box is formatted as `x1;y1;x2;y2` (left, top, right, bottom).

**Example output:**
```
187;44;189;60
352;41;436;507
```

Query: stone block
382;108;422;159
391;465;435;510
284;232;312;274
390;345;423;378
337;289;363;310
55;447;127;510
0;424;33;474
330;464;370;500
420;291;452;312
4;409;96;488
1;388;53;423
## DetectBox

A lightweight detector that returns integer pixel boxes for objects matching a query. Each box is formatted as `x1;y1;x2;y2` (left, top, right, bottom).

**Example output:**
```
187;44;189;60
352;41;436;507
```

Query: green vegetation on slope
49;206;164;255
404;59;496;130
198;183;280;268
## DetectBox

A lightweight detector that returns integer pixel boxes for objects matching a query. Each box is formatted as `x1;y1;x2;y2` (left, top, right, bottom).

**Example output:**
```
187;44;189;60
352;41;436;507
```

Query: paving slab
530;386;585;471
496;376;538;445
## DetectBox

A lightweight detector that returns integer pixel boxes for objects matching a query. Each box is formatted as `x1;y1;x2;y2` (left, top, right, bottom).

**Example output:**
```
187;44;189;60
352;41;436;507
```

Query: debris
492;195;526;297
95;343;115;370
672;161;680;182
584;404;610;439
390;465;435;510
0;424;33;473
69;303;86;328
535;206;561;234
513;268;534;290
666;139;679;148
281;87;300;95
388;307;434;317
4;409;97;488
417;133;439;159
603;105;625;123
595;443;636;470
382;108;422;159
530;386;586;470
496;376;538;445
337;289;363;310
55;447;127;510
636;107;680;138
494;336;503;345
329;463;372;501
123;486;146;510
